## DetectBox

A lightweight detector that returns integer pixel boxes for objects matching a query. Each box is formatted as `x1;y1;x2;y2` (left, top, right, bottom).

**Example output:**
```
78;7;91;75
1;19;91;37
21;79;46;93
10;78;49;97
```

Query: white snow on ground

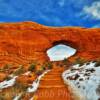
27;70;50;93
0;71;31;90
0;76;18;90
13;94;22;100
23;71;31;75
62;62;100;100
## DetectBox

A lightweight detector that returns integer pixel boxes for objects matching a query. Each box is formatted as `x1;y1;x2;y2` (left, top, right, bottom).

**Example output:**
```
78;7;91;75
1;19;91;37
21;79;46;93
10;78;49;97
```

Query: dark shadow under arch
52;40;78;50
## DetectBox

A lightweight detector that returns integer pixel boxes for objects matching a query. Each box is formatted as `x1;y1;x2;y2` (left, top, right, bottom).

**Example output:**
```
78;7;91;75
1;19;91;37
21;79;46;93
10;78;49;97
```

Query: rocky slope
62;62;100;100
0;21;100;66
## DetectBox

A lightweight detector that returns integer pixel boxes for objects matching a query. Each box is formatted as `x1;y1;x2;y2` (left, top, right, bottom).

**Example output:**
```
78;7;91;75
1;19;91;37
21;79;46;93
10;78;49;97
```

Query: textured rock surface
62;62;100;100
0;21;100;65
35;67;73;100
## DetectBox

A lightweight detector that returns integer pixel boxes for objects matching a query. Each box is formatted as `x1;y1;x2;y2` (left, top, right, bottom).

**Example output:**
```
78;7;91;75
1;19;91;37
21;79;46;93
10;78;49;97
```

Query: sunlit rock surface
0;21;100;65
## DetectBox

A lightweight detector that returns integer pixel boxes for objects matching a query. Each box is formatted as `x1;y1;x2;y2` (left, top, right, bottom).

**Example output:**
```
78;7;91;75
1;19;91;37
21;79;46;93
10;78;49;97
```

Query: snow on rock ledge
13;94;22;100
62;62;100;100
0;71;31;90
27;70;50;93
0;76;17;90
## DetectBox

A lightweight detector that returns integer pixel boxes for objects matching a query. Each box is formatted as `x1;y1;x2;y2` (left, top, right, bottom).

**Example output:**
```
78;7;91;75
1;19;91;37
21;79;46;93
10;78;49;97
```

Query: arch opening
52;40;78;49
47;44;77;61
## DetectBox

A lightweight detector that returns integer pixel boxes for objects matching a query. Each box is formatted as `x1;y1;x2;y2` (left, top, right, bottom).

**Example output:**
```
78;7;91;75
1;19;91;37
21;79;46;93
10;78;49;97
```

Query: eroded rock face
0;21;100;65
62;62;100;100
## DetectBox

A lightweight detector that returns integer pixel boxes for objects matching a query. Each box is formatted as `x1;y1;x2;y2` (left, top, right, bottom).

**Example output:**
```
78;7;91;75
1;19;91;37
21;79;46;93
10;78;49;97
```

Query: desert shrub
0;92;14;100
0;64;11;72
3;64;11;70
41;65;46;70
46;62;53;69
28;63;36;72
62;58;68;65
0;95;4;100
0;85;25;100
96;84;100;95
14;81;29;91
14;65;25;76
35;70;42;76
95;60;100;67
5;76;12;81
74;57;87;66
92;60;97;63
85;62;90;65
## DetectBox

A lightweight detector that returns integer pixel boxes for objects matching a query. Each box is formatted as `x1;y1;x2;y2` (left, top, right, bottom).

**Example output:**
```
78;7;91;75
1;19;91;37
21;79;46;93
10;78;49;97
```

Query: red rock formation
35;66;73;100
0;21;100;65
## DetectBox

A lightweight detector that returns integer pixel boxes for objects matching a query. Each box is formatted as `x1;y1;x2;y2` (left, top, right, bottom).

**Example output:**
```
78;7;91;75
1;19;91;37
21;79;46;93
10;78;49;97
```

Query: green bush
74;57;86;66
28;63;36;72
46;62;53;69
62;58;68;65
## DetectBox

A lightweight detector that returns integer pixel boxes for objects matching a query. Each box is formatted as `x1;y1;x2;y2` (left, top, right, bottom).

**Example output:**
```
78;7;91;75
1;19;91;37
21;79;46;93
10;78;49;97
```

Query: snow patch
13;94;22;100
27;70;50;93
0;76;17;90
0;71;31;90
23;71;31;75
62;62;100;100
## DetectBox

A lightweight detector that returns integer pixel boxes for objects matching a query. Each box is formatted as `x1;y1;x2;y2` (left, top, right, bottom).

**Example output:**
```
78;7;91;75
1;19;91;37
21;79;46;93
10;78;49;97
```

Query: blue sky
0;0;100;27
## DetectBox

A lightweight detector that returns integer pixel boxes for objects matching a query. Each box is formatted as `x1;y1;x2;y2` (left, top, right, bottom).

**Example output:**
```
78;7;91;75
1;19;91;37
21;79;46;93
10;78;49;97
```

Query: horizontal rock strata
0;21;100;65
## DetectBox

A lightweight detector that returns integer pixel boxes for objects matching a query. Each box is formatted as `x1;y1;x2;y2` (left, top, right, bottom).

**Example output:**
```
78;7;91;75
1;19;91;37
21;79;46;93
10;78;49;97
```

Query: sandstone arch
0;21;100;65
